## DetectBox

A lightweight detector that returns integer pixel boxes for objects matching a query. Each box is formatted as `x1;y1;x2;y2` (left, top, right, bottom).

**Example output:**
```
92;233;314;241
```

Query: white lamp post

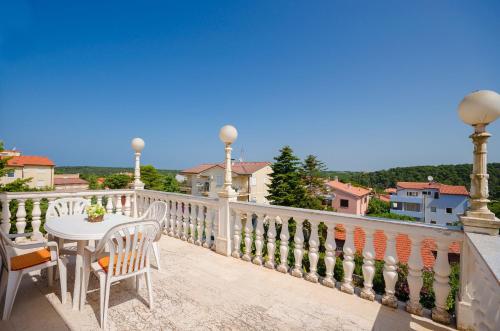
219;125;238;197
458;90;500;235
131;137;145;190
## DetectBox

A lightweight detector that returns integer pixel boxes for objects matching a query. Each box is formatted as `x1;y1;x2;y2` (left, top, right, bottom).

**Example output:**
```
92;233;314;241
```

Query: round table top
44;213;137;241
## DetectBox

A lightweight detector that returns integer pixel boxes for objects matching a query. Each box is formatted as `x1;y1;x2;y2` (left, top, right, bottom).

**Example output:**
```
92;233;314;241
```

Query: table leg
73;240;86;310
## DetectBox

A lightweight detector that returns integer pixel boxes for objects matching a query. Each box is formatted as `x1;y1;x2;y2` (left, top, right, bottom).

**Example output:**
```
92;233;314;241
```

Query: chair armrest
9;240;50;250
84;245;96;254
46;241;59;260
6;232;34;239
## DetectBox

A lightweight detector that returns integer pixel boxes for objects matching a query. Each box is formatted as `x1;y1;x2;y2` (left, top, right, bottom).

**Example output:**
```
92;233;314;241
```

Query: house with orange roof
326;178;372;215
390;181;469;226
180;162;272;203
1;154;55;189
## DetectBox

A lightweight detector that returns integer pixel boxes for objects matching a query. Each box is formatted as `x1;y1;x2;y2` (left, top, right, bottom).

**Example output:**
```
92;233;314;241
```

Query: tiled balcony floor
0;237;456;331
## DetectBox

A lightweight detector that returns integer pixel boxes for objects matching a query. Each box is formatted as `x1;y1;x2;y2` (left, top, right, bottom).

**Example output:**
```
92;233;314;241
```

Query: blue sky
1;1;499;171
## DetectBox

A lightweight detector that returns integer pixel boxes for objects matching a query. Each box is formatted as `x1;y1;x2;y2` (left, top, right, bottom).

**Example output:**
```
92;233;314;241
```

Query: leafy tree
140;165;180;192
300;155;328;210
103;174;131;189
267;146;308;207
80;174;101;190
366;197;390;215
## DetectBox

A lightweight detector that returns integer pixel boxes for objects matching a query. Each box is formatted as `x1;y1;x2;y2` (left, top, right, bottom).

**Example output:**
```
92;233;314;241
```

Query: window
340;199;349;208
6;170;15;178
391;202;403;210
446;207;453;214
434;192;440;199
430;220;436;224
250;176;257;186
406;191;418;197
430;206;437;213
404;202;421;212
216;175;223;187
446;222;453;226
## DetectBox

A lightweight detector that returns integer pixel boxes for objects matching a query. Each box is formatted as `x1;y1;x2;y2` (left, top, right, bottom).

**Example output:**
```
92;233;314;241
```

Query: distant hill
323;163;500;200
55;166;179;177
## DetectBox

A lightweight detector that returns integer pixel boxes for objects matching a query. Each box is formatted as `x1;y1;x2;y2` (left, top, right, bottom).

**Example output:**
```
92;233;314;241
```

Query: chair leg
0;268;8;301
135;275;140;292
102;279;111;330
152;242;161;271
58;259;67;304
98;273;106;329
80;254;91;309
2;271;22;320
47;266;54;287
145;269;153;310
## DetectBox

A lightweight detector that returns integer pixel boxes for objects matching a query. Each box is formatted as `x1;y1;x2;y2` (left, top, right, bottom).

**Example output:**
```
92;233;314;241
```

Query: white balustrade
432;239;452;324
382;231;398;308
242;213;253;261
203;208;213;249
406;235;424;315
291;218;304;278
15;199;27;241
305;220;319;283
232;210;242;258
252;213;265;265
1;198;11;233
277;216;289;273
322;223;336;288
182;201;190;241
341;224;356;294
195;204;204;245
188;203;196;243
361;228;376;301
265;216;276;269
124;194;131;216
31;198;43;240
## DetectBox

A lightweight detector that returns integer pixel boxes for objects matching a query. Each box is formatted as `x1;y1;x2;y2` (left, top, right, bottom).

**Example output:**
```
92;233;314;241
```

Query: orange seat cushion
10;248;52;271
98;253;141;273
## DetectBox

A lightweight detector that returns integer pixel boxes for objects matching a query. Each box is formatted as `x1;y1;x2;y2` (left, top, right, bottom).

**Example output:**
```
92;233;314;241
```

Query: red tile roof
327;180;371;197
181;162;271;175
385;188;397;194
396;182;468;196
378;194;391;203
4;156;55;167
335;225;460;268
54;178;89;185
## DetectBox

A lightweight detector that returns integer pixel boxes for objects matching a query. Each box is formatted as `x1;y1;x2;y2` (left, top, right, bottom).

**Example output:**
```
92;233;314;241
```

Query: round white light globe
131;137;145;152
458;90;500;126
219;125;238;144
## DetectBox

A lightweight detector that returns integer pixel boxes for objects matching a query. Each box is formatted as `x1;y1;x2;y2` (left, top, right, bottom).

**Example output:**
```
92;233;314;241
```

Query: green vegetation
140;165;180;192
103;173;132;189
366;198;417;221
56;166;178;177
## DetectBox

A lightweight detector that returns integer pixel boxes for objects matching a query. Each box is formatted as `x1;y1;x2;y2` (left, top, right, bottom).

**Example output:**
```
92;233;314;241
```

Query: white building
390;181;469;226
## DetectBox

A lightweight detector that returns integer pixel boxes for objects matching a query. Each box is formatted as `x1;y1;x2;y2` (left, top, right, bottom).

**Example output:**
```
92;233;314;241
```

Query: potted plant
86;204;106;222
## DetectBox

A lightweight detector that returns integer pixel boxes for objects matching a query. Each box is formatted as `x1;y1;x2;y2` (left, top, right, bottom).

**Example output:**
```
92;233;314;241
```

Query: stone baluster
124;194;131;216
252;213;265;265
382;231;398;308
31;198;43;240
168;200;176;236
341;224;355;294
211;209;217;251
175;201;183;238
97;196;103;206
306;220;320;283
15;199;27;241
85;195;92;206
242;213;253;262
1;198;11;233
195;204;204;245
291;218;305;278
105;196;113;213
406;235;424;315
265;216;277;269
361;228;376;301
188;203;197;243
115;195;123;214
232;210;242;258
322;223;336;288
432;239;452;324
202;208;213;248
182;202;189;241
277;217;290;273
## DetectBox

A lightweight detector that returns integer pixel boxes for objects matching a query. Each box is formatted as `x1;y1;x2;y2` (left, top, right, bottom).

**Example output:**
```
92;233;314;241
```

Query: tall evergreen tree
301;154;328;210
267;146;308;207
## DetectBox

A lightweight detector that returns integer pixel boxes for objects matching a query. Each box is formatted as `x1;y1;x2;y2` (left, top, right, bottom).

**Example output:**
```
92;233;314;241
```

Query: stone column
460;125;499;235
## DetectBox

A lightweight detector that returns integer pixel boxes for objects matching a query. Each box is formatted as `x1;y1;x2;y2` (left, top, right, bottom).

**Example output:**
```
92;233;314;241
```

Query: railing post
291;218;305;278
341;224;355;294
406;234;424;316
215;193;236;257
456;239;474;331
265;216;276;269
276;217;289;273
432;239;452;325
252;213;265;265
232;210;242;258
305;220;319;283
1;197;11;233
382;231;398;308
322;223;336;288
15;199;27;241
361;228;376;301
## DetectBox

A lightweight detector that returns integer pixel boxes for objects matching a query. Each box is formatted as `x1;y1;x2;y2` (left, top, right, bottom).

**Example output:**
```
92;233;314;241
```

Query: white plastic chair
81;220;161;329
137;201;168;271
0;230;67;320
46;197;90;253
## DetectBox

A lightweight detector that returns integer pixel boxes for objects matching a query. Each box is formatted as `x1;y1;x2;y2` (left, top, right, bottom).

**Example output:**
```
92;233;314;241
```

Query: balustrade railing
229;201;464;325
1;188;498;328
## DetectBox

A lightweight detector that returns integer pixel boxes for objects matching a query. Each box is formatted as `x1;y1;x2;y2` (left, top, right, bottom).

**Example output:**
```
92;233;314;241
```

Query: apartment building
390;181;469;226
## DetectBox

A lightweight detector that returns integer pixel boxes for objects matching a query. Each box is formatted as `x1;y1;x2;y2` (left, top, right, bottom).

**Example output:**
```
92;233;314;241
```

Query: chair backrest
0;230;13;270
141;201;168;227
46;198;90;219
95;220;161;277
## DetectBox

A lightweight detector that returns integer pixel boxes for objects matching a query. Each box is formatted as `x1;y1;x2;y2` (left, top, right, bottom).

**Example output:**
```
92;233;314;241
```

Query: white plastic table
44;213;136;310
